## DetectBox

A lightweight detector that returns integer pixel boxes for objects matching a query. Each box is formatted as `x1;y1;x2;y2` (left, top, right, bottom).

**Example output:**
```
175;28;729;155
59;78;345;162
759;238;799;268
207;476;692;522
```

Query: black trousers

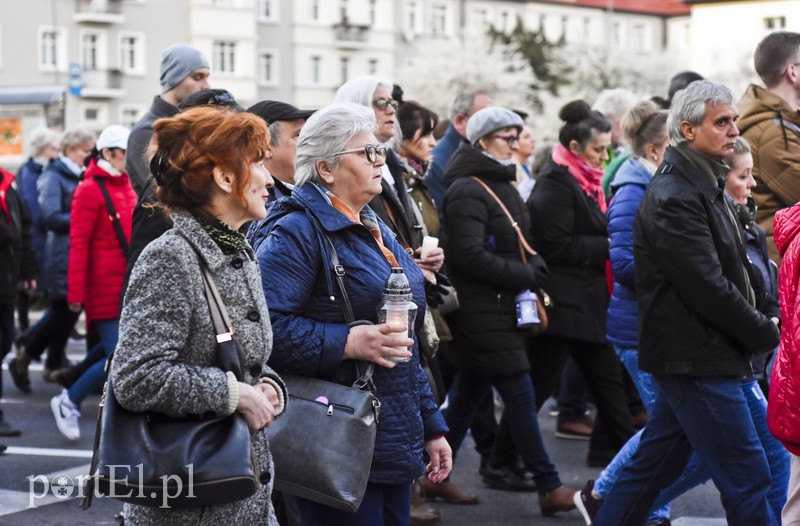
490;334;634;466
23;299;79;370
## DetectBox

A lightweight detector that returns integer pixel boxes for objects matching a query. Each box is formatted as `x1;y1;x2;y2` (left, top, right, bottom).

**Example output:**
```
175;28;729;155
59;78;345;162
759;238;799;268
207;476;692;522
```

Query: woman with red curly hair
109;105;287;524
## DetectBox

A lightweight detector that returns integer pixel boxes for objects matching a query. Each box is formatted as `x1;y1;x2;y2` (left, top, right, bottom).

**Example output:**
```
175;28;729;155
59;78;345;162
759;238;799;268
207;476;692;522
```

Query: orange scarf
328;194;399;267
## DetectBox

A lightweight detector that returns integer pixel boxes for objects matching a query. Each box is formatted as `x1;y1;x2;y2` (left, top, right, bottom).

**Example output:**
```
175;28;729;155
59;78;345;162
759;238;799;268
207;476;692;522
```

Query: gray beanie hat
159;44;209;93
466;107;524;146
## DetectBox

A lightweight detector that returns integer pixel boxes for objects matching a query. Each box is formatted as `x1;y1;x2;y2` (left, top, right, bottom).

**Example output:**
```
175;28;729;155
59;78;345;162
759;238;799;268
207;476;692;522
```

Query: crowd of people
2;30;800;526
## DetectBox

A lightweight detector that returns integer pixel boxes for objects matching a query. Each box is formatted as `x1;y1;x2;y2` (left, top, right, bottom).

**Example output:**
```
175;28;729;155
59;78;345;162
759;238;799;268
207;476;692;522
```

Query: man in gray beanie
126;43;209;196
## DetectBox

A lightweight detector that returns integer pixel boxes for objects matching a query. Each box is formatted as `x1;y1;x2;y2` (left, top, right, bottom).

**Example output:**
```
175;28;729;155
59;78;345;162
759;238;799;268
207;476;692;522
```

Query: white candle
420;236;439;259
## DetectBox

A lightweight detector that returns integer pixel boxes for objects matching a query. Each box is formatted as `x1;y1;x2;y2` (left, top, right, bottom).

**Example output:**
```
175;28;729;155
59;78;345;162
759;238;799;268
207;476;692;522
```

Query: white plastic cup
420;236;439;259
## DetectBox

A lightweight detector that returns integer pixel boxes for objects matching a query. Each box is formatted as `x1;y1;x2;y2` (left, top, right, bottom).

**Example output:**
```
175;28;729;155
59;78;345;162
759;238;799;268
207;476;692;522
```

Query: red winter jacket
67;159;135;326
768;204;800;455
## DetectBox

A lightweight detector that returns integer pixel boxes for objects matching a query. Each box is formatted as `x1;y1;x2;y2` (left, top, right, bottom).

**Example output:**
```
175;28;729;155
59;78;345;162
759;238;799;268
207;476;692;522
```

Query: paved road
0;337;726;525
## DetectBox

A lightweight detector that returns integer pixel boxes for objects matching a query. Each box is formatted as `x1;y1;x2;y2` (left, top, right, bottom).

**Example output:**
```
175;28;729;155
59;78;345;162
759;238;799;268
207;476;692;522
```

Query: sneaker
51;390;80;440
0;419;21;437
574;480;603;525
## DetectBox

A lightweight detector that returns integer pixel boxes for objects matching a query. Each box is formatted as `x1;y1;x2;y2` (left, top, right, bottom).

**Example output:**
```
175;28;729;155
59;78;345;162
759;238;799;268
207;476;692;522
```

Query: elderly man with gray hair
426;89;493;208
593;81;781;526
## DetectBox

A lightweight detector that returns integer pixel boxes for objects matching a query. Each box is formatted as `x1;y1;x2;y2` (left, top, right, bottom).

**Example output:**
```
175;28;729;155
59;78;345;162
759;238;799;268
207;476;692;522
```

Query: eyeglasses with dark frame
493;134;521;146
371;98;399;111
333;145;388;164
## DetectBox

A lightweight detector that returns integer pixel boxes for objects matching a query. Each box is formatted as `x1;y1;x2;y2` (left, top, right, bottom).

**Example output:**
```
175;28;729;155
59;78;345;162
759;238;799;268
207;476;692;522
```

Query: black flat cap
247;100;315;123
178;89;244;111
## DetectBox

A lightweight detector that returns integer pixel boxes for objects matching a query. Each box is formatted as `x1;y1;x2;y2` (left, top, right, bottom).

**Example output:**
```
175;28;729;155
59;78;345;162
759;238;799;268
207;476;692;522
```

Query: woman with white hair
256;102;451;525
10;128;95;393
15;126;60;327
334;76;440;267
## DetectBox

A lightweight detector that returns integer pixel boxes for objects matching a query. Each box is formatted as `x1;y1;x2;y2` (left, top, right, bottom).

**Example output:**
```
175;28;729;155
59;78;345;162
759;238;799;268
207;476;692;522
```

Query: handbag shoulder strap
95;178;130;259
469;176;537;263
308;213;375;389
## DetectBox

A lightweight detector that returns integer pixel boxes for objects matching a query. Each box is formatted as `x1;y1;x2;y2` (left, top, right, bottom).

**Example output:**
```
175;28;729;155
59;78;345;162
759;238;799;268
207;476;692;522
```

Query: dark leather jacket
633;145;779;377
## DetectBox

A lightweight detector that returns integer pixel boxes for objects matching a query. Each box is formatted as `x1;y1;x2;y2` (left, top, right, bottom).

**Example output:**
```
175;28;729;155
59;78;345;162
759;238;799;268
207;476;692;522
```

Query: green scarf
190;208;249;255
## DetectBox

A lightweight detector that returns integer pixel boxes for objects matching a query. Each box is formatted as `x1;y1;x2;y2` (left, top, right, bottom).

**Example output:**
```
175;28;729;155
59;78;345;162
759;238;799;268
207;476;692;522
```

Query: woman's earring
652;155;658;161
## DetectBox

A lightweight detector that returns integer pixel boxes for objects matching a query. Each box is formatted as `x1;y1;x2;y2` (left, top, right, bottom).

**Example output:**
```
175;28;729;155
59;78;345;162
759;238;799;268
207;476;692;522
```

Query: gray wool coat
110;210;284;525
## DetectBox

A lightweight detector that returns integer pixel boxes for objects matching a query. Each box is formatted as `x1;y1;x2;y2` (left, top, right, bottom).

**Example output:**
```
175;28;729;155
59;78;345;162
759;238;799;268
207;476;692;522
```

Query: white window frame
119;104;146;129
340;56;349;85
310;0;320;21
430;3;449;37
407;2;418;33
80;30;107;72
258;49;279;86
310;55;321;85
80;102;107;130
258;0;279;22
38;26;67;72
119;31;146;75
213;40;237;75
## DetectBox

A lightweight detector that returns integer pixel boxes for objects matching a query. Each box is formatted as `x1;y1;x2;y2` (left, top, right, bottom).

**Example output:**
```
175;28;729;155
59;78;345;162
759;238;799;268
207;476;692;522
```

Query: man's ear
212;166;234;194
680;121;696;143
316;159;335;185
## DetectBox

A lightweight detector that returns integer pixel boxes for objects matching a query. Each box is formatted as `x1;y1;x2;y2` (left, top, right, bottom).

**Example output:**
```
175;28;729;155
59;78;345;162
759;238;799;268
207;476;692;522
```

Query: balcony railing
74;0;123;23
333;16;370;44
81;69;125;98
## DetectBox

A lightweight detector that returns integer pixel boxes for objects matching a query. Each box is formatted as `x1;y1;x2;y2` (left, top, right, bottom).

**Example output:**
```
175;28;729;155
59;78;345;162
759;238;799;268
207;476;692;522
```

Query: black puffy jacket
633;145;779;377
442;144;547;377
528;160;610;343
0;169;36;304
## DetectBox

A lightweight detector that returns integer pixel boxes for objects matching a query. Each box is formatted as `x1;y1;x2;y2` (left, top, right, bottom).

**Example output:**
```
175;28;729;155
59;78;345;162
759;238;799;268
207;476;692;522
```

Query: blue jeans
593;375;777;526
67;319;118;407
653;380;788;521
296;482;409;526
594;346;671;521
444;370;561;492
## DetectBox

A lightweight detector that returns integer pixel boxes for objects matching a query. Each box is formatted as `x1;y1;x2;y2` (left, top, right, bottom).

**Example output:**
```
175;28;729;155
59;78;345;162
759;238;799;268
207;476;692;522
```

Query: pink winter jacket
768;204;800;455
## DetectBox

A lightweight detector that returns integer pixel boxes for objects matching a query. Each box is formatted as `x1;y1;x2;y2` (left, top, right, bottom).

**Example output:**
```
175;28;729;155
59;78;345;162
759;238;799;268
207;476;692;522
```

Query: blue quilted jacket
254;183;448;485
37;157;81;299
606;158;653;349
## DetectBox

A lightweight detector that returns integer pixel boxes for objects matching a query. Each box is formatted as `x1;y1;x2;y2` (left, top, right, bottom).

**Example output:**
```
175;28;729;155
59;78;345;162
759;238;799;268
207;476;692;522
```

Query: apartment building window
311;55;321;84
613;21;623;47
631;23;647;50
500;11;509;32
369;0;376;25
82;33;99;71
341;0;348;21
472;8;488;33
119;106;143;129
39;27;64;70
538;14;545;33
368;58;378;75
430;4;448;36
340;57;349;84
212;0;234;5
259;0;278;21
583;17;591;40
119;33;145;75
259;51;278;85
81;103;107;127
561;15;568;42
408;2;417;31
764;16;786;30
310;0;319;21
213;41;236;74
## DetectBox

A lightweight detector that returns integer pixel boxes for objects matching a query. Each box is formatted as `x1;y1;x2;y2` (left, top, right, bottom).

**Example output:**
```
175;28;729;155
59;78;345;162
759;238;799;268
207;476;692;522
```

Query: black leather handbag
267;225;381;512
82;250;259;509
